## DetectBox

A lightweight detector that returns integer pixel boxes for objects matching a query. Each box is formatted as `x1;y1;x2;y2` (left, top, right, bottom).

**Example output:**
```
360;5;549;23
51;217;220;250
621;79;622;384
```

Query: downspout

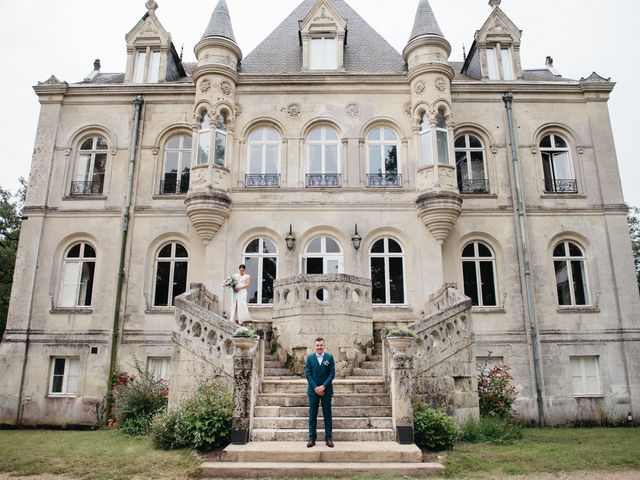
104;95;144;423
502;92;545;426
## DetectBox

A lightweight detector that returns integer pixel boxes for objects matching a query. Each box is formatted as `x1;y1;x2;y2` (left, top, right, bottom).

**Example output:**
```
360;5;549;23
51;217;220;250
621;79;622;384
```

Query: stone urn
232;336;258;353
386;336;414;352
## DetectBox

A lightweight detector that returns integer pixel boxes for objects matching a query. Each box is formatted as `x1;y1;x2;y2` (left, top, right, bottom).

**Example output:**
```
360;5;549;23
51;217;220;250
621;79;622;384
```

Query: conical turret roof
408;0;444;42
201;0;237;42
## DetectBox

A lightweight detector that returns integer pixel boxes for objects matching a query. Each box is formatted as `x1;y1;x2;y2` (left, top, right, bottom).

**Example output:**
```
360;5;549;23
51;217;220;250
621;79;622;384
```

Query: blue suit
305;352;335;440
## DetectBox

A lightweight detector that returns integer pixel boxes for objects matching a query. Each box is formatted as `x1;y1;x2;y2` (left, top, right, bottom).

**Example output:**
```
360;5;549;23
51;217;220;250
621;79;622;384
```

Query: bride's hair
239;264;246;269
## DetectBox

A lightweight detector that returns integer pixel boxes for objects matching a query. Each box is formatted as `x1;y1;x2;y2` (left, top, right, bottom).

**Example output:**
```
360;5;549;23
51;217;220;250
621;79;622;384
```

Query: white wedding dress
229;273;251;323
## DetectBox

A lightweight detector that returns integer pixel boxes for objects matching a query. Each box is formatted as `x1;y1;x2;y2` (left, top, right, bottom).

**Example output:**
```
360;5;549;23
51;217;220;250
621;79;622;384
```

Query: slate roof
408;0;444;43
240;0;406;75
201;0;237;42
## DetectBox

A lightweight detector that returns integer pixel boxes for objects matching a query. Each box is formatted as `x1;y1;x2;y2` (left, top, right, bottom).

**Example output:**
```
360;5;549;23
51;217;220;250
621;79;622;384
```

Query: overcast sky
0;0;638;206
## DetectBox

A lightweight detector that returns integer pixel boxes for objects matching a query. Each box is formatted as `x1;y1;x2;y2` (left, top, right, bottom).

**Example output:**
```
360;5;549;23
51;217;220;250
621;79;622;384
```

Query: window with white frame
153;242;188;307
486;47;514;80
307;127;340;187
71;136;108;196
553;241;589;306
462;241;498;307
247;127;280;187
420;112;433;166
196;112;227;167
435;110;450;165
310;37;337;70
213;113;228;166
147;357;171;382
303;236;343;274
370;238;405;304
49;357;79;395
161;134;191;195
197;114;210;166
134;49;161;84
570;356;601;396
244;238;278;304
540;134;577;193
420;110;449;166
59;242;96;308
455;134;488;194
367;127;400;186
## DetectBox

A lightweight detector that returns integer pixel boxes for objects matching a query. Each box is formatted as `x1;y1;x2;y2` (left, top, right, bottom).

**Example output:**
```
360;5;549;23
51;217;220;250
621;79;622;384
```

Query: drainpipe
502;92;545;426
103;95;144;423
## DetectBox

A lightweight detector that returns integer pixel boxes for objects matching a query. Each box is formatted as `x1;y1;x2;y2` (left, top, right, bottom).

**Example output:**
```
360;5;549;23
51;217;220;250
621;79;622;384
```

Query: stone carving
414;81;426;95
580;72;611;83
434;77;447;93
403;103;412;118
490;145;498;154
235;104;242;118
313;6;333;22
142;22;159;34
145;0;158;13
38;75;66;86
199;79;212;94
577;146;585;155
220;81;233;96
346;104;360;118
285;103;301;119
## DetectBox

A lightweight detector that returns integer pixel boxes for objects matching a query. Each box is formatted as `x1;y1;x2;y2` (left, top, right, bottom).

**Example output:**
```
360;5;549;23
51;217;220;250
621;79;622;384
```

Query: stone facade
0;0;638;428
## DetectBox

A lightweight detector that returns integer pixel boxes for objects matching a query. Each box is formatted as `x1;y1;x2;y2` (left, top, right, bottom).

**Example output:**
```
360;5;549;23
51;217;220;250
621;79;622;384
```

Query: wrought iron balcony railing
245;174;281;188
544;178;578;193
159;177;190;195
306;174;341;188
70;181;104;196
459;179;490;194
367;173;402;187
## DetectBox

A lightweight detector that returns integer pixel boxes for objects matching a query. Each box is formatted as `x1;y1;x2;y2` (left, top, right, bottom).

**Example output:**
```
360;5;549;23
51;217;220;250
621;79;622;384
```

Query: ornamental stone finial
146;0;158;14
489;0;501;7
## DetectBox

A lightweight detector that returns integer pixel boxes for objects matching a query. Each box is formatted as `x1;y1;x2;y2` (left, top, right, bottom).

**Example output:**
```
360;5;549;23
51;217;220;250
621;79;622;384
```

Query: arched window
553;241;589;306
307;127;340;187
540;134;576;193
153;242;188;307
367;127;400;187
243;238;278;304
455;134;488;194
161;134;191;194
461;241;497;307
197;114;210;166
303;236;343;274
246;127;280;187
369;238;405;304
213;113;227;166
59;242;96;307
71;136;108;196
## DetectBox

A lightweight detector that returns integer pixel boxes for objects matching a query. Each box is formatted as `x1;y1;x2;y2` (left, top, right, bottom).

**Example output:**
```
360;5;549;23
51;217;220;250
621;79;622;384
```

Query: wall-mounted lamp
285;224;296;251
351;224;362;251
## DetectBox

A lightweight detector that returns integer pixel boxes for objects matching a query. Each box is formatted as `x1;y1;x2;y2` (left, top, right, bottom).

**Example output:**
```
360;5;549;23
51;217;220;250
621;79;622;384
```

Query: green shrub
477;363;517;418
151;384;232;451
112;361;168;435
459;416;523;444
413;404;457;451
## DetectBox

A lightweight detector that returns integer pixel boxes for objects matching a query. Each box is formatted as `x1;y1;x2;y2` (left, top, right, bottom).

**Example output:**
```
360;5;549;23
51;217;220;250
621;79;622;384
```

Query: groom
305;337;336;448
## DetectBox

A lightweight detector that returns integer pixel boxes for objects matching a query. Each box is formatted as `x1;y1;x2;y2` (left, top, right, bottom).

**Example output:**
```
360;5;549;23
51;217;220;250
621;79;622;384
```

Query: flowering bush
477;362;518;418
111;361;168;435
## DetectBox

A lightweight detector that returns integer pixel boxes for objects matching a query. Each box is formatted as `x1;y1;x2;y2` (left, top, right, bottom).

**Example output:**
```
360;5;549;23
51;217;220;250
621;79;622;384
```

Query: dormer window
310;37;337;70
486;46;514;80
134;49;161;83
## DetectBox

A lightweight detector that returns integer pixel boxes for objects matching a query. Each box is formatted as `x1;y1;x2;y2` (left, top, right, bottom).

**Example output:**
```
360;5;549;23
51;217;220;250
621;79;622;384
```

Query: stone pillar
231;344;258;445
389;347;415;444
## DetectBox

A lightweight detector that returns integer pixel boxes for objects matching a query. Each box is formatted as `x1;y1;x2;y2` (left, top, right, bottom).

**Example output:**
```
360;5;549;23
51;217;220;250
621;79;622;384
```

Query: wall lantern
285;224;296;251
351;224;362;251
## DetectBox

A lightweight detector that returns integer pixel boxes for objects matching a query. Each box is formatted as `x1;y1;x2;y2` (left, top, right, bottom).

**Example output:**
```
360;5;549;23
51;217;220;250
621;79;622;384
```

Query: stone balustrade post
389;344;415;444
231;337;260;445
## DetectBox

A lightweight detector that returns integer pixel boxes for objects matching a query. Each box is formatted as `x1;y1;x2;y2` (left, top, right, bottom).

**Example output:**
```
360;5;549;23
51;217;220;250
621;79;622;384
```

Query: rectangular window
310;37;337;70
49;357;80;395
147;357;171;382
570;356;601;396
501;48;514;80
420;131;433;166
134;51;147;84
148;51;161;83
197;131;210;166
486;48;499;80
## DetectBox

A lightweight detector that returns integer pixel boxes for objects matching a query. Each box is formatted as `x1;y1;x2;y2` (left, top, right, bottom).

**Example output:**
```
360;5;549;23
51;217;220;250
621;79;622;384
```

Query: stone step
262;375;301;380
265;368;292;376
255;394;391;407
250;428;396;442
254;405;393;418
351;368;383;377
221;441;422;463
359;361;382;369
261;379;387;394
200;461;444;478
252;416;393;430
368;355;382;361
263;360;283;368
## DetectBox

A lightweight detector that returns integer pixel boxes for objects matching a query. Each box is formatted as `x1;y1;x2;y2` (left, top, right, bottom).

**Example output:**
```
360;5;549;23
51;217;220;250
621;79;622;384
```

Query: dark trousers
308;393;332;440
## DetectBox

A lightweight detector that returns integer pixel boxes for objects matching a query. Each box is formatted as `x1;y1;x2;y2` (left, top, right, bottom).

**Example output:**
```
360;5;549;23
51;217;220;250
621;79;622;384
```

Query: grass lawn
444;427;640;479
0;429;200;480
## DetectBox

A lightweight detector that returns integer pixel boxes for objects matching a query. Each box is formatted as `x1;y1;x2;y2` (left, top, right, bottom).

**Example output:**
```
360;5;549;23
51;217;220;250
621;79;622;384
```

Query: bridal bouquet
223;276;237;289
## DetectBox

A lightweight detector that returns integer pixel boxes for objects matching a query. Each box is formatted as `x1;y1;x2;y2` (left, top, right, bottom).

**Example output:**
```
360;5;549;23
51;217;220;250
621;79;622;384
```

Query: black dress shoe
325;439;334;448
307;439;316;447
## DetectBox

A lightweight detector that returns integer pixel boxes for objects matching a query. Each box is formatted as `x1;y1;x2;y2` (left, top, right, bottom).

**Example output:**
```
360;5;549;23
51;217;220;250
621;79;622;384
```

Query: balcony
160;175;190;195
367;173;402;187
70;181;104;196
459;179;490;194
544;179;578;194
245;174;281;188
306;173;341;188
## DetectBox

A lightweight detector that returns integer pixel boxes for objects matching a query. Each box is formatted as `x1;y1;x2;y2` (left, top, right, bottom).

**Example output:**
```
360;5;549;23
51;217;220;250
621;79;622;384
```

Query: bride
230;264;251;324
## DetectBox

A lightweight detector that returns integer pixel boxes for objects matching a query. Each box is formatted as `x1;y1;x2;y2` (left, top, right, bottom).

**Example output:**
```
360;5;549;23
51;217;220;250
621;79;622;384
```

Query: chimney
93;59;101;71
545;56;561;76
84;58;101;82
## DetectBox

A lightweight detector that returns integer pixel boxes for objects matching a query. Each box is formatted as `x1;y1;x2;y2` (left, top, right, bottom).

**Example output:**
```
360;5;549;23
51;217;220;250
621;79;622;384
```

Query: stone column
389;347;415;444
231;346;257;445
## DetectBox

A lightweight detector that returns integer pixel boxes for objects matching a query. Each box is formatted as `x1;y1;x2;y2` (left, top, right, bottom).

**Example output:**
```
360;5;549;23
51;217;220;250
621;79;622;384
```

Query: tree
629;206;640;290
0;179;25;341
